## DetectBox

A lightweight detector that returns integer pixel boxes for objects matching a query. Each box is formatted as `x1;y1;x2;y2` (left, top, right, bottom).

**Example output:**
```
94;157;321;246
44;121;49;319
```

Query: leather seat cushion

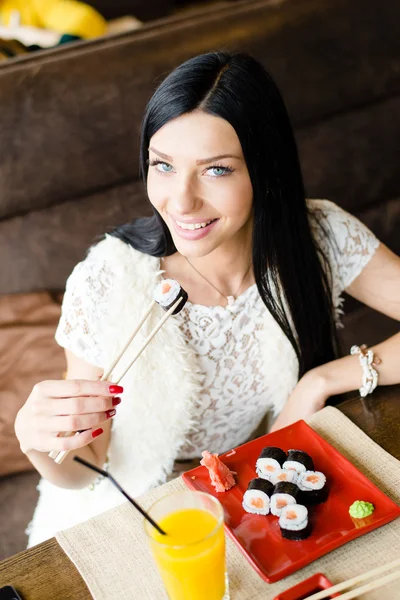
0;292;64;476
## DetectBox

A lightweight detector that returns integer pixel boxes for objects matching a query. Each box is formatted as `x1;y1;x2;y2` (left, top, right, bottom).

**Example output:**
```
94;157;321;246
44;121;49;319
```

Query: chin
172;238;218;259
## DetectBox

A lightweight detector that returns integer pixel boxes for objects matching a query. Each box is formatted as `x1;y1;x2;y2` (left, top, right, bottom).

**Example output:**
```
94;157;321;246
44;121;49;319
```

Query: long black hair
111;51;340;377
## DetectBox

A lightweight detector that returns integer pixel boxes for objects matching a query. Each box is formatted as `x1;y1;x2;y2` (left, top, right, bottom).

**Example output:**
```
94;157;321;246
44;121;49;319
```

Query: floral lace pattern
56;256;114;368
55;201;379;458
310;200;379;322
177;286;270;457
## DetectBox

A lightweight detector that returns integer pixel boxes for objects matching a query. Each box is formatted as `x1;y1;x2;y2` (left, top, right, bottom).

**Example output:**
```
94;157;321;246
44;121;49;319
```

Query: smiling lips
175;219;216;230
171;217;219;240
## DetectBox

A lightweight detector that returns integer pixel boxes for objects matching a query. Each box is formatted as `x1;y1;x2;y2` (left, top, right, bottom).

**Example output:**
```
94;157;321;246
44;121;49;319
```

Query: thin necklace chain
185;256;253;305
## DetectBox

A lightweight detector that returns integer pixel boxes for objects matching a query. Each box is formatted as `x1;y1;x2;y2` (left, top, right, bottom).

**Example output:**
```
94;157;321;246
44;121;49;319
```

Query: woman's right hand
15;379;123;455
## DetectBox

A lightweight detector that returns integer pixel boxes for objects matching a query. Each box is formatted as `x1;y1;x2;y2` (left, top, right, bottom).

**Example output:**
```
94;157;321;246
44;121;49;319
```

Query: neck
184;223;253;293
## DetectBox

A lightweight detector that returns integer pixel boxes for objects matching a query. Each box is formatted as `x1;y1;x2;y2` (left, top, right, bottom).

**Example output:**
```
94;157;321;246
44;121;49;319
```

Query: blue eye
158;162;173;173
149;160;174;173
207;166;233;177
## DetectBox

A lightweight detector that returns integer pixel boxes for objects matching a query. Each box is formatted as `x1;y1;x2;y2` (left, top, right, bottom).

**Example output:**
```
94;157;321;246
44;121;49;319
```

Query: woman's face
147;110;253;258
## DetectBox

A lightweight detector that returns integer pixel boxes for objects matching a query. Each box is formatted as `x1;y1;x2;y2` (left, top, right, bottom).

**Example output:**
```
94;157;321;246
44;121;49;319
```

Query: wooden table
1;385;399;600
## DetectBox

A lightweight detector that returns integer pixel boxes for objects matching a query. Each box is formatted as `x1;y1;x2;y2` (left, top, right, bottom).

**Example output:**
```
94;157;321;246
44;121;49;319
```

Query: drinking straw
74;456;167;535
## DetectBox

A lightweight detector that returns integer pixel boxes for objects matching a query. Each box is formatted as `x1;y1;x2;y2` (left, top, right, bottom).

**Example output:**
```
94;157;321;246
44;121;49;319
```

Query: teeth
176;219;214;230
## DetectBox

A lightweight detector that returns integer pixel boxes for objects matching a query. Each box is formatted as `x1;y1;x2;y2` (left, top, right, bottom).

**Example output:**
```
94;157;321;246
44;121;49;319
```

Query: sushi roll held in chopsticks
270;482;299;516
153;279;188;314
297;471;328;504
282;449;314;474
279;504;311;540
256;447;287;480
242;478;274;515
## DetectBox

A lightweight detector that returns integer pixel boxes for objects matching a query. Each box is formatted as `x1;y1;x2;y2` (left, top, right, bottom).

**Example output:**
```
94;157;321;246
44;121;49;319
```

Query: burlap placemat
56;407;400;599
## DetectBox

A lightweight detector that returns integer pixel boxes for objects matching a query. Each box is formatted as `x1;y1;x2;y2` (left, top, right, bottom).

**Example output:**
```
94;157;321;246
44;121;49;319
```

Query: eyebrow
149;146;242;165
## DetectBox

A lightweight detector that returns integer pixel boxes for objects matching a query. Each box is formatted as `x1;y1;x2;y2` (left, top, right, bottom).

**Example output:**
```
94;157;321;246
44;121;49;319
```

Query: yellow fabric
0;0;40;27
0;0;106;38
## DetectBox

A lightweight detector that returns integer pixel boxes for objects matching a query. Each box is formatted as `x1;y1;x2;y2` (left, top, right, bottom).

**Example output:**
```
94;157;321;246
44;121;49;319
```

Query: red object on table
200;450;236;492
183;420;400;583
272;572;340;599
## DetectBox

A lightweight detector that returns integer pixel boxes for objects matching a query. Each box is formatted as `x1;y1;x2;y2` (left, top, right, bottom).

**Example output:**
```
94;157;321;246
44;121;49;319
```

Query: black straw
73;456;167;535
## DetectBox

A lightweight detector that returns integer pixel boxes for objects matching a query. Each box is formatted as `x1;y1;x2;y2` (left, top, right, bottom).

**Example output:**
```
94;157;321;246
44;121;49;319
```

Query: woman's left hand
269;369;329;432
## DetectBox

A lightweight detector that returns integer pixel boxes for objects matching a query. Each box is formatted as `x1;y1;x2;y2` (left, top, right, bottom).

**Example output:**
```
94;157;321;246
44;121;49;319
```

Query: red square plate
273;573;340;599
182;420;400;583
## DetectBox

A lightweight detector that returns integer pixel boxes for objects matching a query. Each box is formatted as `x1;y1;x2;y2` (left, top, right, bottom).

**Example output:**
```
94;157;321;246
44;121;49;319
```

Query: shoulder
307;198;353;234
306;199;378;246
56;238;160;366
62;236;161;316
87;234;158;268
307;198;380;291
71;235;160;284
307;199;350;255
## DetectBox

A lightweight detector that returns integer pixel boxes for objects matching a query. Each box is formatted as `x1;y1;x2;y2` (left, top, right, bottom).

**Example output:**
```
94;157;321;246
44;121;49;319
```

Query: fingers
47;410;115;433
43;395;121;416
49;428;105;452
33;379;123;399
22;379;123;454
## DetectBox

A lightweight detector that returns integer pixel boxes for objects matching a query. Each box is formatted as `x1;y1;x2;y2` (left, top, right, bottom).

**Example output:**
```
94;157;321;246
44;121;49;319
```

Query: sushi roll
270;482;299;516
153;279;188;315
297;471;328;504
270;469;298;486
279;504;311;540
242;478;274;515
282;449;314;474
256;446;287;480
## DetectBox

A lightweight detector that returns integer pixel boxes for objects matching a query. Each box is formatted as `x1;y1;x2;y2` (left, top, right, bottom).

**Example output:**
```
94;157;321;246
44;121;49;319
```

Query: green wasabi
349;500;374;518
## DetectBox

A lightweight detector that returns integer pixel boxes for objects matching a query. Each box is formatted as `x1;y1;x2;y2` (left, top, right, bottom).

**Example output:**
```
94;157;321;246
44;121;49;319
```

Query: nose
170;173;202;216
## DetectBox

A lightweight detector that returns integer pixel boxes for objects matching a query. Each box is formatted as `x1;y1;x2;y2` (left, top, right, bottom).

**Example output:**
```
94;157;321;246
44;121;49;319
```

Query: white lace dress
27;200;379;548
56;200;379;458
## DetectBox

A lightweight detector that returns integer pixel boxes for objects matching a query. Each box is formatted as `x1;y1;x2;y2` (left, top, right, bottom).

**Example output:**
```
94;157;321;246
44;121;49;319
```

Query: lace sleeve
55;247;115;368
309;199;380;321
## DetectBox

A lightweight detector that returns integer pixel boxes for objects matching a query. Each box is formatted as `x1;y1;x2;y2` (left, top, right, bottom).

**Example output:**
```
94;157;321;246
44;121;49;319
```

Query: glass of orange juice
144;490;229;600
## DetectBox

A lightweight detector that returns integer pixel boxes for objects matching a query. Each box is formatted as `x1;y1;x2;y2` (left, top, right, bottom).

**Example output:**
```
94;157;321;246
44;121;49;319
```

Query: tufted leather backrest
0;0;399;293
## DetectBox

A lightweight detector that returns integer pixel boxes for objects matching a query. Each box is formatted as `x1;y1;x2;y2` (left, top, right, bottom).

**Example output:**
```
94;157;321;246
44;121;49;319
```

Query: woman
16;51;400;546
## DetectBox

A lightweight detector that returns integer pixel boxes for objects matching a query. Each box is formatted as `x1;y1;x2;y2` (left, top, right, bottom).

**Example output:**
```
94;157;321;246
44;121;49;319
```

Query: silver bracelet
350;344;379;397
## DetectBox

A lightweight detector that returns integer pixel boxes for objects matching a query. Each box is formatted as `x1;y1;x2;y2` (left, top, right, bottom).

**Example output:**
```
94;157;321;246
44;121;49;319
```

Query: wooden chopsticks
304;557;400;599
101;299;156;383
48;296;184;464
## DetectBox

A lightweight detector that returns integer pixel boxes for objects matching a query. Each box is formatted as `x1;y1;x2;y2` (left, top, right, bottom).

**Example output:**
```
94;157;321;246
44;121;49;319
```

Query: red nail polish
92;428;103;438
112;397;122;406
106;409;116;419
109;385;124;394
